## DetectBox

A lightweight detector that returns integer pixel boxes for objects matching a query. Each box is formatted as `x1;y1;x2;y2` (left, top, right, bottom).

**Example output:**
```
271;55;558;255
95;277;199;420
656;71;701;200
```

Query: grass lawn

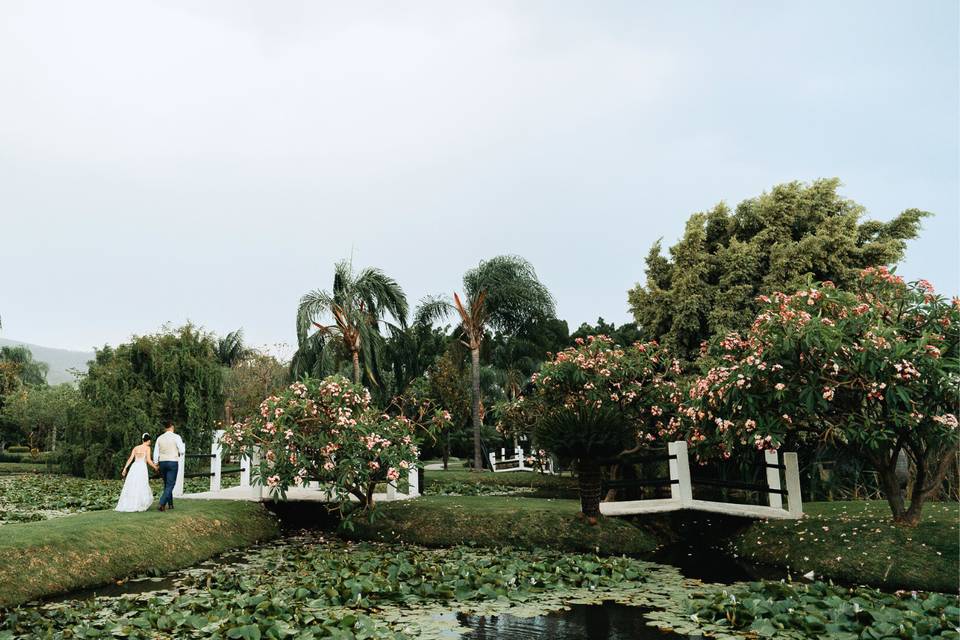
732;501;959;593
0;500;279;607
423;468;579;498
0;462;53;474
345;495;660;555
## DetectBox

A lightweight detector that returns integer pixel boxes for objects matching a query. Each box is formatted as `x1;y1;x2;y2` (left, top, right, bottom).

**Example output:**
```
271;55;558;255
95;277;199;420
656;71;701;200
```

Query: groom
153;420;185;511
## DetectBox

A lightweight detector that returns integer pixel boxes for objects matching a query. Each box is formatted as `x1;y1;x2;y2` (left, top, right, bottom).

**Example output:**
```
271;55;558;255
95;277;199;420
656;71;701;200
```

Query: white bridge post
668;441;692;506
783;452;803;517
408;464;420;497
239;453;251;488
210;430;223;492
173;452;185;497
764;449;782;510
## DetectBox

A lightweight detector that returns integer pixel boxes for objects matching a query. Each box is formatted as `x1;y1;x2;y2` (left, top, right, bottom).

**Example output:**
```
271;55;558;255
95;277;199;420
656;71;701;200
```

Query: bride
115;433;160;512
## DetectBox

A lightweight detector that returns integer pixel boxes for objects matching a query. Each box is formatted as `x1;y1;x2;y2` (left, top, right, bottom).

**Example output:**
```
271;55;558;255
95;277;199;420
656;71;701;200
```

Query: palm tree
416;255;554;471
296;260;409;385
216;329;250;367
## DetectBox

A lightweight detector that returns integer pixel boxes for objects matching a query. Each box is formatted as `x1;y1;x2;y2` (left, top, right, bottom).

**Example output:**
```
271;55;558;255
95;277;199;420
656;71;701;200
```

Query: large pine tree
628;179;929;361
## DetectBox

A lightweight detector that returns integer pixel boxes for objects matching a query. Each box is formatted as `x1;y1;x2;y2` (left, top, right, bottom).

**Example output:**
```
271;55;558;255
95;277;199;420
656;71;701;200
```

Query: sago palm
416;255;554;471
296;260;409;385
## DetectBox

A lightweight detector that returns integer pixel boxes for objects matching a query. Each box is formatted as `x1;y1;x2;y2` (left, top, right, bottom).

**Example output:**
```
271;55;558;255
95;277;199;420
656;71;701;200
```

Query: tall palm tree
296;260;409;385
416;255;554;471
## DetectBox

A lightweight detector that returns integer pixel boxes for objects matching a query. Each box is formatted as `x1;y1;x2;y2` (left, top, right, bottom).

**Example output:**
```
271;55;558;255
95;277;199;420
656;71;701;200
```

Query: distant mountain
0;338;94;385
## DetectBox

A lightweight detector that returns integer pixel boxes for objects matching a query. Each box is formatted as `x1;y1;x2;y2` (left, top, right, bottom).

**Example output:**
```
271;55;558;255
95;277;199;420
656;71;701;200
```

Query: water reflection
457;601;686;639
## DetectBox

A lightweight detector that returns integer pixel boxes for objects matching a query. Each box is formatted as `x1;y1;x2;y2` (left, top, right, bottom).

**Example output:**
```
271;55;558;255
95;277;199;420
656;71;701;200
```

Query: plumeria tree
688;268;959;525
528;336;684;521
221;375;451;518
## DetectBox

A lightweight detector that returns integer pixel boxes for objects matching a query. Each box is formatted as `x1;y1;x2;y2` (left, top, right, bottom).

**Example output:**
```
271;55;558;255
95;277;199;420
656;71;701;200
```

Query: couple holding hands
114;421;185;513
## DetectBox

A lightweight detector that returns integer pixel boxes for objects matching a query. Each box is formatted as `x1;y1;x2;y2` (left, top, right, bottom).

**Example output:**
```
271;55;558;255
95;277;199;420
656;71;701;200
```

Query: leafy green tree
223;350;289;423
296;260;409;386
1;384;80;452
688;269;958;525
628;179;929;361
67;325;224;478
383;323;450;401
417;256;555;470
570;317;640;348
0;346;49;387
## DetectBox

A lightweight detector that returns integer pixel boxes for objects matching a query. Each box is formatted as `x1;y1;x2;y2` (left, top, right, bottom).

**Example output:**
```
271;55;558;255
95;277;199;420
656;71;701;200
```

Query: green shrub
6;446;29;454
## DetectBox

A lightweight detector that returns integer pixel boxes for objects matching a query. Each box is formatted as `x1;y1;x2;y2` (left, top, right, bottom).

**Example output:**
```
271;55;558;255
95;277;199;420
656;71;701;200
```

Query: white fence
600;441;803;520
488;446;555;474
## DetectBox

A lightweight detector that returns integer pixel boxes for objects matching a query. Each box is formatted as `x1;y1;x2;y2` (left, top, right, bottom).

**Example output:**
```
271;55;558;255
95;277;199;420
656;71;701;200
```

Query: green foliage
0;345;49;387
222;376;450;517
688;269;959;523
295;259;409;387
686;581;957;639
628;179;929;361
531;337;684;460
570;317;640;348
67;325;224;478
417;255;556;469
0;536;663;638
223;350;289;422
215;329;252;367
0;384;80;452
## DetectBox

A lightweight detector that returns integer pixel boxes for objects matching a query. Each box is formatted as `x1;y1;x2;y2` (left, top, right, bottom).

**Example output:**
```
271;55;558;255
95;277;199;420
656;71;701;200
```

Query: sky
1;0;957;354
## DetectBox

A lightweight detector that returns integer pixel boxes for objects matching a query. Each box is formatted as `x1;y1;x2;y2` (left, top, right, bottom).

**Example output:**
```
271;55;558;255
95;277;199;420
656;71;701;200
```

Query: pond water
451;602;688;639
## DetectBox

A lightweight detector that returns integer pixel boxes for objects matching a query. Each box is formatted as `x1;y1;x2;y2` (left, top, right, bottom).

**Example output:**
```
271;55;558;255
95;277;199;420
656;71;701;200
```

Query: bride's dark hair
141;433;151;442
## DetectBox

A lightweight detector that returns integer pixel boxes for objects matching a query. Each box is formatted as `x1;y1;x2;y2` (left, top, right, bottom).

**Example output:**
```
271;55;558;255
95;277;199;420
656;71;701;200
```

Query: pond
4;531;955;639
452;602;687;639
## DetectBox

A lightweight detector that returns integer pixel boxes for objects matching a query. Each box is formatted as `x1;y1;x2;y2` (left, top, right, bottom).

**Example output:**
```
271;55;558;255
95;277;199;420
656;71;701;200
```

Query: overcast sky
1;1;957;354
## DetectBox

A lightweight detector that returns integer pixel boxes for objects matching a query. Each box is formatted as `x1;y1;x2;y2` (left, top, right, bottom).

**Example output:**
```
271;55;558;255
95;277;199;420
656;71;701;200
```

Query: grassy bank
731;501;958;593
345;495;660;555
423;468;579;498
0;462;50;474
0;500;279;607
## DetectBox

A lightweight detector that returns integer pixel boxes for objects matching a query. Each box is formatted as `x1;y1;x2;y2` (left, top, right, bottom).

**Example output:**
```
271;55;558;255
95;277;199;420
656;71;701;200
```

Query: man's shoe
158;505;166;512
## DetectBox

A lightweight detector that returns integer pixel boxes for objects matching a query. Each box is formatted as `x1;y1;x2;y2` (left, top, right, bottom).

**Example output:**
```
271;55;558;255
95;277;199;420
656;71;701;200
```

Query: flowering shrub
528;336;684;519
688;268;959;524
221;375;451;516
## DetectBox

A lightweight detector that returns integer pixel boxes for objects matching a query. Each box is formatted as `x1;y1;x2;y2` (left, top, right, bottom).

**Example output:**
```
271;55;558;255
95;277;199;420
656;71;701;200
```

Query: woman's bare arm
146;446;158;471
122;449;135;477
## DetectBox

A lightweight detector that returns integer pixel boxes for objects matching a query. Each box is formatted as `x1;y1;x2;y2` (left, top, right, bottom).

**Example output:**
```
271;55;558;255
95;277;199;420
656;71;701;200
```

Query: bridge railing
174;430;246;497
488;446;556;474
600;441;803;519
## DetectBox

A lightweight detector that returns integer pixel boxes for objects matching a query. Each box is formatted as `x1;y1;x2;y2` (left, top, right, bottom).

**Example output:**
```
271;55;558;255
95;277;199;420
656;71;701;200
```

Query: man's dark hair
165;420;175;429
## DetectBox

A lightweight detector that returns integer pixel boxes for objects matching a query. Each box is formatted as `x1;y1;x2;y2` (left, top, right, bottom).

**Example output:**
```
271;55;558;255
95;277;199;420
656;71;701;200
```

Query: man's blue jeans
158;461;178;508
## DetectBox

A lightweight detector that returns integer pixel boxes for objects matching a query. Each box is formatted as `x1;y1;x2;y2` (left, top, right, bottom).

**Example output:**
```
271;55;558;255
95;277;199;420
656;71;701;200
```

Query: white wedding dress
115;454;154;512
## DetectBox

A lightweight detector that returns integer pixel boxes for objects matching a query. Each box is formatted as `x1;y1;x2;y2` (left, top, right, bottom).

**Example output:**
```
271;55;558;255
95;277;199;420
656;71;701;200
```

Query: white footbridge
174;430;420;504
599;441;803;520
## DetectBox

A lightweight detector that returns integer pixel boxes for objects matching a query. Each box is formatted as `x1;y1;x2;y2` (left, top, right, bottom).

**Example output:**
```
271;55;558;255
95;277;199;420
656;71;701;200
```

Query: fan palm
296;260;409;385
416;255;554;470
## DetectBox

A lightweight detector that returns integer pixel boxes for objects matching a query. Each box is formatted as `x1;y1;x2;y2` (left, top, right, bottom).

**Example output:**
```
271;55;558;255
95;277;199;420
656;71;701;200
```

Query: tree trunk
876;462;907;522
50;423;57;453
442;430;450;471
577;457;602;522
224;400;234;426
470;346;482;472
352;350;361;384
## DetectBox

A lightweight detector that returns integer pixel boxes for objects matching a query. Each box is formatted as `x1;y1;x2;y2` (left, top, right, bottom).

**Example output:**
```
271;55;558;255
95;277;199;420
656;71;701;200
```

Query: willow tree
417;255;554;470
70;324;223;478
296;260;409;386
628;179;929;361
